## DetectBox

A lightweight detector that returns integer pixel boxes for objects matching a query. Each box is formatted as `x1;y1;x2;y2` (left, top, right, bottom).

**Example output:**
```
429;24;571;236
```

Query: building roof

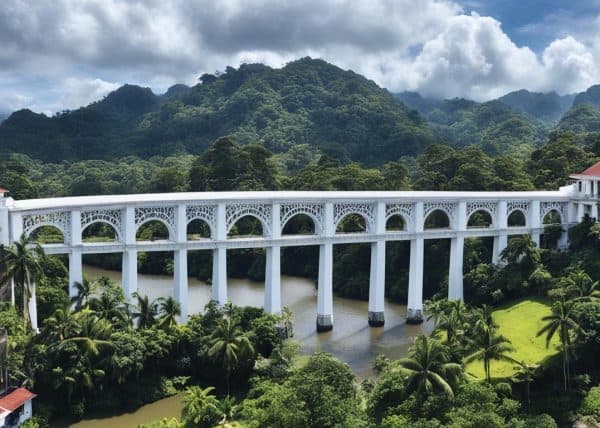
0;188;8;194
572;161;600;178
0;388;36;412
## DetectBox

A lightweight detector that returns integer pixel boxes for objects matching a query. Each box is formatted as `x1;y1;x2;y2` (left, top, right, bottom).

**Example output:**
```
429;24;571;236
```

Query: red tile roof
579;161;600;177
0;188;7;194
0;388;36;412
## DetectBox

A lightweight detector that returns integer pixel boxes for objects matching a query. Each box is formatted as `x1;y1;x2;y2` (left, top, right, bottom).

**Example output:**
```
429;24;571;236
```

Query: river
65;265;433;427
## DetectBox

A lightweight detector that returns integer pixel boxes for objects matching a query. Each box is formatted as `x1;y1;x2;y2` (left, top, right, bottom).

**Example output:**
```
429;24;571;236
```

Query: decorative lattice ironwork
186;205;217;237
135;206;176;239
540;201;568;224
333;202;376;232
466;201;497;226
280;203;324;234
385;203;414;229
507;201;530;217
23;211;71;242
423;202;456;224
226;203;272;236
81;209;123;241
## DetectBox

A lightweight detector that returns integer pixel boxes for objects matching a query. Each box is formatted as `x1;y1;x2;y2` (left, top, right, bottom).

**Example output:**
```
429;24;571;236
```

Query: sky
2;0;600;114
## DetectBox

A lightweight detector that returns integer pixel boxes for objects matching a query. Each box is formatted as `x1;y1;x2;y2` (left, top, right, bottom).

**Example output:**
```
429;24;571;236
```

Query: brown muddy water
61;265;433;427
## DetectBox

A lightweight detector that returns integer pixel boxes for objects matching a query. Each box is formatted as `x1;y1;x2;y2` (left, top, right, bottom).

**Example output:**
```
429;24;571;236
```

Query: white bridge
0;182;595;331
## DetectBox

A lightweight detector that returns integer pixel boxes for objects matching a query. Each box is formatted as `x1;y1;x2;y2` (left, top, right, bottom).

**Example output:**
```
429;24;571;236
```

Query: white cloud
1;0;600;111
56;77;121;111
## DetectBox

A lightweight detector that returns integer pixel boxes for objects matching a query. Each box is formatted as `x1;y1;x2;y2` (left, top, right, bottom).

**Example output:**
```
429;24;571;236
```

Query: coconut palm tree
89;292;128;328
208;316;254;394
62;311;114;357
564;269;600;301
424;298;449;327
216;395;240;427
512;361;539;409
181;385;221;428
0;233;45;332
465;328;514;383
436;301;468;345
157;296;181;330
398;335;462;402
70;277;97;311
131;292;159;329
41;303;77;343
537;298;582;392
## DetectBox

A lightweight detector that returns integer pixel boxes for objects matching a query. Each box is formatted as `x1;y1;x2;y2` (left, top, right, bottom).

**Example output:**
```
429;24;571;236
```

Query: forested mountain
395;92;547;156
497;89;574;122
573;84;600;110
557;104;600;133
0;113;7;124
0;58;436;166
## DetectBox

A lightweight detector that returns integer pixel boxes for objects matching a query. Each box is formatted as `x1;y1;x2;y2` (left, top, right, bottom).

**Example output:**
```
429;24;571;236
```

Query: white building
569;160;600;220
0;388;36;427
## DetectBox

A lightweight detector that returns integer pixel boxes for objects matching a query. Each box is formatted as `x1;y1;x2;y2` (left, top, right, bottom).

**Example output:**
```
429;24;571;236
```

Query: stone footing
406;308;424;325
316;314;333;332
368;311;385;327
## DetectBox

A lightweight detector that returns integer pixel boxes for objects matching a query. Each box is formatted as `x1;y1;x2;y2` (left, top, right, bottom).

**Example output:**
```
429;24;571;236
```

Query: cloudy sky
2;0;600;113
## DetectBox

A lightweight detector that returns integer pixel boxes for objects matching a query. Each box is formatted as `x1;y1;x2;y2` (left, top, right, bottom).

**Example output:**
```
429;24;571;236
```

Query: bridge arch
467;209;494;228
82;220;121;243
280;203;323;235
507;209;527;227
424;209;451;229
333;203;375;233
281;213;317;235
187;218;212;240
29;224;65;244
136;219;172;241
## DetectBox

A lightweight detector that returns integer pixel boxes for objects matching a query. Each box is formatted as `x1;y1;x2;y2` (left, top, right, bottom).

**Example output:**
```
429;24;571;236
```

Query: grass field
465;298;560;380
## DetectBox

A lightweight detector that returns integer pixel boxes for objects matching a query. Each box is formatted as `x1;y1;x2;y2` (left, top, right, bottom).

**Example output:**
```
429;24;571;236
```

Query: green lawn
465;298;560;380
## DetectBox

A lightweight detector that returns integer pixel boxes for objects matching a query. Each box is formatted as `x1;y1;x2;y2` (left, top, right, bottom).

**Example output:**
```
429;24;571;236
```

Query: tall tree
0;233;45;331
208;316;254;394
181;385;221;428
537;298;582;392
398;335;462;402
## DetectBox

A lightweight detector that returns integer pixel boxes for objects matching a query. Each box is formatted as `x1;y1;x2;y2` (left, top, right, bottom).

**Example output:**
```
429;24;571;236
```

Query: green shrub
580;386;600;416
523;414;557;428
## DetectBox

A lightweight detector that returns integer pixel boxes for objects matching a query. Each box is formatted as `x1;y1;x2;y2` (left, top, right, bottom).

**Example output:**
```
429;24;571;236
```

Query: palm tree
565;269;600;301
208;316;254;394
436;301;468;345
0;233;45;331
131;292;159;329
398;335;462;402
465;328;514;382
157;296;181;330
537;298;582;392
216;395;240;427
70;277;97;311
89;293;128;328
41;303;77;343
512;361;539;409
181;385;220;428
62;310;114;357
424;298;449;327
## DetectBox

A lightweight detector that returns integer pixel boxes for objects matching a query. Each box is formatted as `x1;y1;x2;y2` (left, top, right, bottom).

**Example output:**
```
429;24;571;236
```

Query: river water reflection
66;266;433;427
84;265;433;377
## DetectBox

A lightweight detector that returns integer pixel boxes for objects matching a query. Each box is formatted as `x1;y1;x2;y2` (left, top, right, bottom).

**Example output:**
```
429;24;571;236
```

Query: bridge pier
264;246;281;314
448;236;464;300
368;202;386;327
212;247;227;305
174;249;188;322
407;238;424;324
317;242;334;331
68;250;83;300
122;249;138;300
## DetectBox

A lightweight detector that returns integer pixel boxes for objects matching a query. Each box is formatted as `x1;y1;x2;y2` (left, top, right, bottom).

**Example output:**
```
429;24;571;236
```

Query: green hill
498;89;574;123
0;58;436;166
557;104;600;134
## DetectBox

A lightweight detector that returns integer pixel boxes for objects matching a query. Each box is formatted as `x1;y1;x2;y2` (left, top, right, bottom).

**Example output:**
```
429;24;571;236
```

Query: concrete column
317;202;334;332
10;213;23;242
448;202;466;301
264;246;281;314
368;201;386;327
407;202;424;324
264;203;281;314
492;200;508;264
122;206;137;301
577;203;585;222
122;249;138;300
174;249;188;322
448;236;464;300
592;203;599;221
68;250;83;300
212;202;227;305
174;204;189;322
529;200;541;247
0;197;11;246
28;283;38;333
